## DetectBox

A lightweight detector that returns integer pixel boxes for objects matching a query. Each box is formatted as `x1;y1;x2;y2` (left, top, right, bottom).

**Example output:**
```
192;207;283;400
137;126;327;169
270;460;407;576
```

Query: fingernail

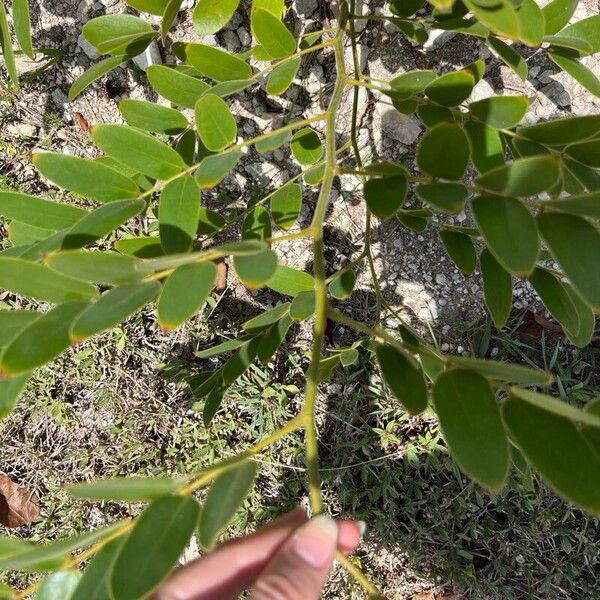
293;515;338;569
357;521;367;536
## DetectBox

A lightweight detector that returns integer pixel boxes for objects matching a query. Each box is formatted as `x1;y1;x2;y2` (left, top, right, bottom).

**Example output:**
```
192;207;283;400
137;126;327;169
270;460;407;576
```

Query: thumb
249;515;338;600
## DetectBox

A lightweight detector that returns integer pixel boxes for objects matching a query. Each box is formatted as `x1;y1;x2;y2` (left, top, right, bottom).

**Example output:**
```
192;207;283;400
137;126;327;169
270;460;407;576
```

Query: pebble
133;41;161;71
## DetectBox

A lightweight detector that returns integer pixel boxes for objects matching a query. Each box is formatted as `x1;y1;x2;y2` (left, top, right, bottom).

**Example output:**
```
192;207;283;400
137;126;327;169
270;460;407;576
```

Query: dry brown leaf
413;592;436;600
0;474;40;528
214;259;228;293
516;309;563;341
72;112;90;133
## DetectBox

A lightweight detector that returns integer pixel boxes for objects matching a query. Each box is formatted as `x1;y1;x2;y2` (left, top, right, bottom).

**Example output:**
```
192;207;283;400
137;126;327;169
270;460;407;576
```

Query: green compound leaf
564;139;600;168
243;303;290;333
472;194;539;276
503;393;600;514
0;192;87;230
70;536;126;600
266;265;314;296
0;258;97;304
328;269;356;300
543;191;600;218
559;14;600;56
389;69;437;96
463;0;520;39
266;58;300;96
439;230;477;276
110;496;200;600
251;9;296;59
45;251;143;286
0;4;17;88
416;183;468;213
0;311;41;348
68;477;183;502
198;460;257;550
256;130;291;154
433;369;509;491
0;523;124;572
195;151;242;188
69;55;128;101
61;199;146;251
198;207;227;236
516;0;545;47
33;153;139;204
486;36;528;80
83;14;155;56
185;43;252;81
195;94;237;152
36;571;82;600
364;176;407;219
147;65;210;108
424;70;474;106
233;248;278;288
517;115;600;145
70;281;160;343
126;0;169;15
0;301;90;377
464;121;505;173
242;205;272;241
159;176;200;254
476;155;560;196
563;283;595;348
450;357;552;385
192;0;240;35
537;212;600;310
92;124;185;180
119;99;188;135
468;95;528;129
0;374;30;418
13;0;34;59
548;51;600;98
417;105;455;128
158;262;216;330
289;290;315;321
290;128;323;165
480;248;512;329
528;267;579;339
542;0;578;35
376;344;428;415
271;183;302;229
417;123;470;180
257;315;293;364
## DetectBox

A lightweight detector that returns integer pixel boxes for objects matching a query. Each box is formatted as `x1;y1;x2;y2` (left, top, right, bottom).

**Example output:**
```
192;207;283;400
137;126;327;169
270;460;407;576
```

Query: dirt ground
1;1;600;599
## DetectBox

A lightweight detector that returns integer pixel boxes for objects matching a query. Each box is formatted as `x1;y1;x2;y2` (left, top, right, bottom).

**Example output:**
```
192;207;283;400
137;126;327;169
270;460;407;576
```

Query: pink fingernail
293;515;338;568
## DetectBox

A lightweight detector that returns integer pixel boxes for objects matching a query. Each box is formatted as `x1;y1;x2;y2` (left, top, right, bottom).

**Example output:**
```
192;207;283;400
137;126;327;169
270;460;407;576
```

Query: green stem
303;28;347;516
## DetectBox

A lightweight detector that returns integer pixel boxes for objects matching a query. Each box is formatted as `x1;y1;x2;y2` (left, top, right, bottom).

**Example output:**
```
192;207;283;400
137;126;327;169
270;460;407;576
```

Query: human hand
155;508;364;600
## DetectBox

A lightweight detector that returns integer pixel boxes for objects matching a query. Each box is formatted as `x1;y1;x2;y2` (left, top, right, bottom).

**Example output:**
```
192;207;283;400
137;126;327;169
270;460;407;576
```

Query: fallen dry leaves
0;474;40;528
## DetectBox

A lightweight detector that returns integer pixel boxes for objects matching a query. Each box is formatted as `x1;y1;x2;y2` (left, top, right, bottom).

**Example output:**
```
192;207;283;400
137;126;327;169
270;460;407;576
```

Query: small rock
51;89;69;109
295;0;318;16
423;29;456;52
237;27;251;46
77;34;98;60
133;41;161;71
470;79;495;103
372;102;422;151
222;30;240;52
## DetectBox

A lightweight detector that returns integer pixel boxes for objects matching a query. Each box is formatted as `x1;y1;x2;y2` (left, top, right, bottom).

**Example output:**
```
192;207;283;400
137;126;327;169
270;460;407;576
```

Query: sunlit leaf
68;477;183;502
33;153;139;203
270;183;302;229
185;43;252;81
192;0;240;35
478;248;511;329
159;176;200;254
424;70;474;106
376;344;428;415
119;99;188;135
110;496;199;600
195;94;237;151
147;65;210;108
197;460;257;549
251;9;296;59
158;262;216;330
290;128;323;165
433;369;509;491
70;282;160;343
